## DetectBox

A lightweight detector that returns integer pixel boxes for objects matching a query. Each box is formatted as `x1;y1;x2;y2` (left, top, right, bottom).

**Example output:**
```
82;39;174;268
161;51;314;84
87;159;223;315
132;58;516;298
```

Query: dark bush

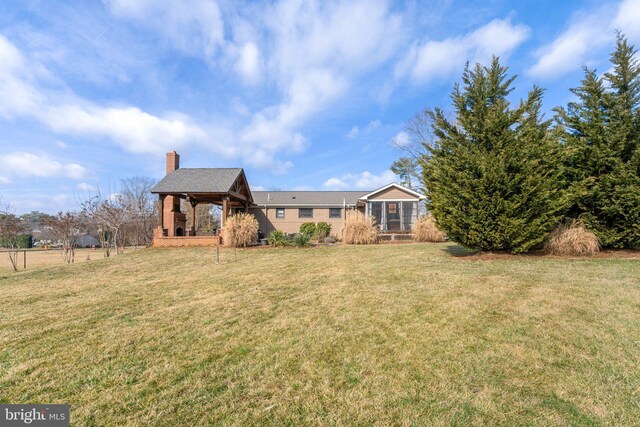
0;234;32;248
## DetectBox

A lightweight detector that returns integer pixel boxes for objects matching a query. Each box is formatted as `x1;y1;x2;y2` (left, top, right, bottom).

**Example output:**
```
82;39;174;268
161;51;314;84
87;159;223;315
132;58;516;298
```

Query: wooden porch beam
228;190;248;202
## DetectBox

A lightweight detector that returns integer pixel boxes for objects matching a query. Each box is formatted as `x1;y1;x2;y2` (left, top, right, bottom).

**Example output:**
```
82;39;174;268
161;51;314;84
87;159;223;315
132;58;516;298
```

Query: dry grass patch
343;212;379;244
545;220;600;256
1;244;639;425
222;212;258;247
414;215;447;242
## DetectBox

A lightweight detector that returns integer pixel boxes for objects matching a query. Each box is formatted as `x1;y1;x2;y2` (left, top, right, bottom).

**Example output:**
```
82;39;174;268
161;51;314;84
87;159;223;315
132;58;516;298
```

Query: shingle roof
150;168;243;193
251;191;370;207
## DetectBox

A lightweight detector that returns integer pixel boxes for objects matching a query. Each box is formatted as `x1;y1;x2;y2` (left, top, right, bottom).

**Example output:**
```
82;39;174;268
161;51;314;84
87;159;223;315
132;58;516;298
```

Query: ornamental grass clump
414;215;446;242
222;212;258;248
344;212;379;245
544;220;600;256
267;230;289;247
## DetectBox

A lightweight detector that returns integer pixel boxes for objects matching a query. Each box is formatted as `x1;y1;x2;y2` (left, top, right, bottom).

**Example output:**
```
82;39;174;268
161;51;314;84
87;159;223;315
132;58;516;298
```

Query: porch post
244;201;249;213
222;197;229;227
382;201;386;232
189;197;198;235
158;195;165;229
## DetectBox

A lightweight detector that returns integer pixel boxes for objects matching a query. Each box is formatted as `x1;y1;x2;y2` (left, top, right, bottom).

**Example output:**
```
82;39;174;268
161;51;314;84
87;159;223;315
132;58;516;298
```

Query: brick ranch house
151;151;425;247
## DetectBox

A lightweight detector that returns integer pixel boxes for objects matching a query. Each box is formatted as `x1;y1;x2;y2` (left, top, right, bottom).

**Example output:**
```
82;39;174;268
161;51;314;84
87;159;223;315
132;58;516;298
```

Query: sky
0;0;639;214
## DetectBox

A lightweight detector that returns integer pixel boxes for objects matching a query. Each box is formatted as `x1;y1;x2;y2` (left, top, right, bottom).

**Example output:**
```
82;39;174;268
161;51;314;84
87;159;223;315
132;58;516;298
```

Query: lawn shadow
442;244;478;257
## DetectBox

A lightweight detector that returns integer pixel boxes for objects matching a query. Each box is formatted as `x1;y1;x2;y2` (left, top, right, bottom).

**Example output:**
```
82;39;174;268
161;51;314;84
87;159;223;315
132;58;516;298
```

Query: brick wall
153;236;221;247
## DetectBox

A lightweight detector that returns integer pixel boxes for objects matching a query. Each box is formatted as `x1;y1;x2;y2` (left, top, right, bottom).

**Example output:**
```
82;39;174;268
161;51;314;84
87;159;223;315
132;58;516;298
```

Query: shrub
423;58;566;253
221;212;258;248
292;233;311;247
267;230;290;247
344;212;379;245
0;234;32;248
414;215;446;242
544;220;600;256
315;222;331;240
300;222;316;237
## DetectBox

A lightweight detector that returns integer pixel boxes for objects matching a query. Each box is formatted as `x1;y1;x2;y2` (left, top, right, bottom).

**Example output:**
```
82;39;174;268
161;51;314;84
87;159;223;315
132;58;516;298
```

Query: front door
386;202;401;231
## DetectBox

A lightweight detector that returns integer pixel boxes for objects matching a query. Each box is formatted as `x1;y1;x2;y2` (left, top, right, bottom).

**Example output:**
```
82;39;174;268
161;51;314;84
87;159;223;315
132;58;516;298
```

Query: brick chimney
166;151;180;175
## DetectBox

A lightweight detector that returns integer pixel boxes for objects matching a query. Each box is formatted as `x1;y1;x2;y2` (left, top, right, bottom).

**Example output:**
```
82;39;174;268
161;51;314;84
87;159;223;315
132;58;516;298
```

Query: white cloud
104;0;225;59
0;35;205;156
529;16;609;79
0;35;43;118
42;104;205;154
614;0;640;40
0;2;409;175
393;131;410;147
77;182;97;192
235;42;262;85
0;152;86;181
529;1;640;80
366;120;381;130
323;170;398;190
397;18;529;83
347;126;360;139
0;191;73;214
234;0;404;168
346;120;382;140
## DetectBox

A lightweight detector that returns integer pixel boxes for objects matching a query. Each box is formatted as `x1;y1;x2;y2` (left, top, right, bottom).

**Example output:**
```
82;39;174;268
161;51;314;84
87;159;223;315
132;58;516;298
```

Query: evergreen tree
422;58;565;253
556;34;640;248
390;157;419;190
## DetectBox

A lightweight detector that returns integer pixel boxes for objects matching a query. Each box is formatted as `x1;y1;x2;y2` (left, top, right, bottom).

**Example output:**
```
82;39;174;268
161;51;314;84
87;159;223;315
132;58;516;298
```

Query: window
275;208;285;219
299;208;313;218
329;208;341;218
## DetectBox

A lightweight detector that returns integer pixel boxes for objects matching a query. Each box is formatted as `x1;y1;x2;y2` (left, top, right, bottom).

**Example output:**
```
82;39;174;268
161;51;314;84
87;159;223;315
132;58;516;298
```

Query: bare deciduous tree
120;176;156;246
46;211;80;264
81;194;129;257
392;108;437;160
0;199;24;271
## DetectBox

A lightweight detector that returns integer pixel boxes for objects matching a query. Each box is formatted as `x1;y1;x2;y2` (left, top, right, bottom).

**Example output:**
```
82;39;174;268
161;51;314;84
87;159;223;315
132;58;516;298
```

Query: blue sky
0;0;639;214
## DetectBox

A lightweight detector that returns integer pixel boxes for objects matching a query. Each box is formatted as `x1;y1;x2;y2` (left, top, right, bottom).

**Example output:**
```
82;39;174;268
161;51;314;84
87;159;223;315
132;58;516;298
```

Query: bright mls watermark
0;405;69;426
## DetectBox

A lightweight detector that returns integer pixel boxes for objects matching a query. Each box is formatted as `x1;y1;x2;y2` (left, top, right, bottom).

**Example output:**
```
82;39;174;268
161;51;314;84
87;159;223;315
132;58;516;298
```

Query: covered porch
150;166;253;246
358;183;426;233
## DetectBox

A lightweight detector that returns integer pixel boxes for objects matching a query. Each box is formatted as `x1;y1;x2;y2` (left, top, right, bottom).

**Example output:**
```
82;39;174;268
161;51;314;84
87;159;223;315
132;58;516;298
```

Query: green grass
1;243;639;425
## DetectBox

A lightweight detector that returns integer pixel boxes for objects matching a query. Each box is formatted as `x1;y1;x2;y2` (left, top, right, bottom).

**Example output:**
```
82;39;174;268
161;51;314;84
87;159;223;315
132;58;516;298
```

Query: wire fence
0;247;143;271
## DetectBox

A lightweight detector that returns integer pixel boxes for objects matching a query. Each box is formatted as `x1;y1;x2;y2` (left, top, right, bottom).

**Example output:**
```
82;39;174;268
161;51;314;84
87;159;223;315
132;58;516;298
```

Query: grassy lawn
1;243;639;425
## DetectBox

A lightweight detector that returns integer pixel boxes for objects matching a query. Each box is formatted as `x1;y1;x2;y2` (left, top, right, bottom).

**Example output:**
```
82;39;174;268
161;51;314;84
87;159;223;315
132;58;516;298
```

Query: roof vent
292;196;296;199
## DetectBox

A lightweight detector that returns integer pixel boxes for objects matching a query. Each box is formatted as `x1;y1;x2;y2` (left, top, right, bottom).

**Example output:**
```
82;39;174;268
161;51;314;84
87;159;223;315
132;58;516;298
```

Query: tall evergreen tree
390;157;419;190
422;58;565;253
556;34;640;248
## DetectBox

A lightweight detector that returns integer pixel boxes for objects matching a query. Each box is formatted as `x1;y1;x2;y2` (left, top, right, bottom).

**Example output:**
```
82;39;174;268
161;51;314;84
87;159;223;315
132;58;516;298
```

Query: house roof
359;183;426;200
150;168;244;194
252;191;369;207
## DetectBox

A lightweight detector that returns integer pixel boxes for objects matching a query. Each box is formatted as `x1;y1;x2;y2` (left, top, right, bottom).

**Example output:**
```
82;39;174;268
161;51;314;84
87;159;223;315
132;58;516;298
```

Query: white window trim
359;183;426;200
